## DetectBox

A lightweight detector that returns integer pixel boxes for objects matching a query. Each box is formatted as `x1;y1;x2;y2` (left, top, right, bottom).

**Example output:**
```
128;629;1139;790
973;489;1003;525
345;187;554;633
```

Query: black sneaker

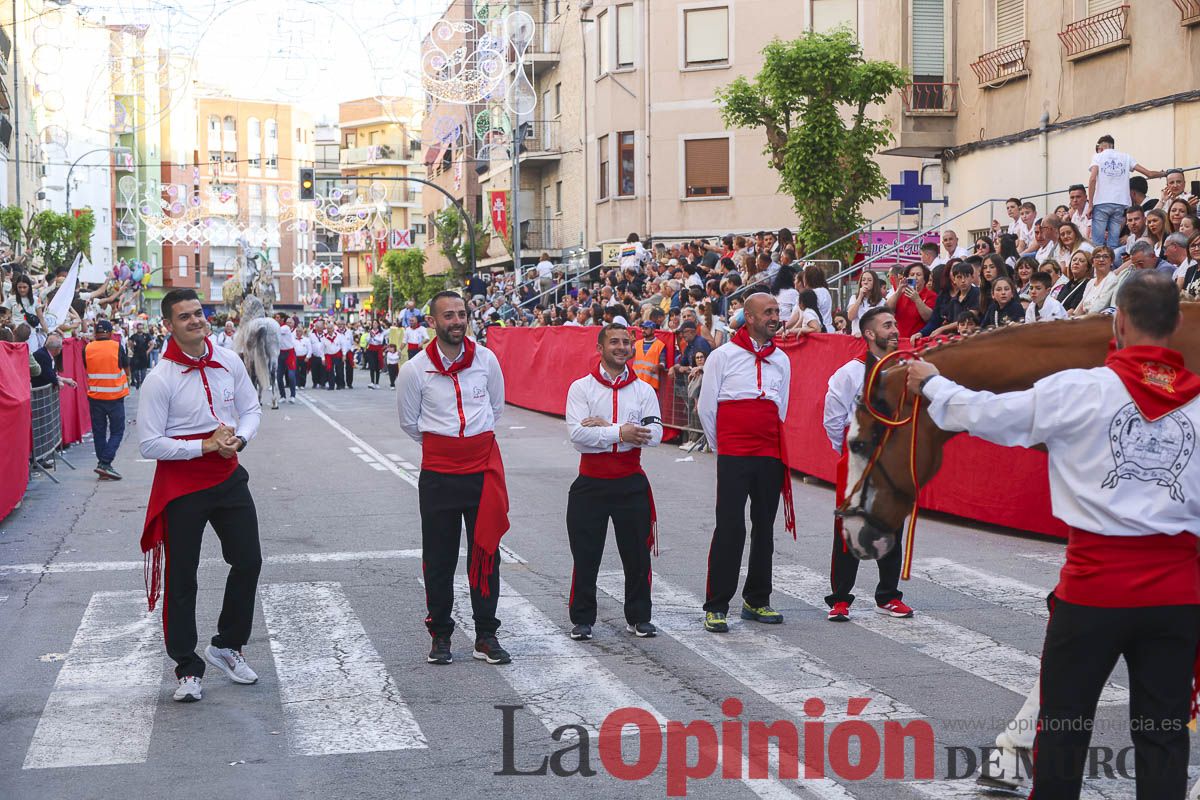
473;635;512;664
99;463;122;481
427;634;453;665
626;622;657;638
94;462;109;479
569;624;593;641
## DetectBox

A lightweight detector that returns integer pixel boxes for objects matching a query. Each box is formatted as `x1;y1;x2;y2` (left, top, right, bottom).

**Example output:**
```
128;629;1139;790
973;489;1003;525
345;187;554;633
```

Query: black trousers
308;357;324;388
566;474;653;626
297;357;308;387
163;466;262;679
419;470;500;639
326;355;343;390
344;354;354;388
1030;598;1200;800
365;350;381;385
703;455;782;614
825;528;902;607
387;363;399;387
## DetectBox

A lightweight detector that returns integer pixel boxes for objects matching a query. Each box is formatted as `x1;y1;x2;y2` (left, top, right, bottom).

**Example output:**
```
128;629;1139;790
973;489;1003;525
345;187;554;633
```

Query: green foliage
0;206;96;273
716;30;909;268
430;206;490;282
371;248;445;314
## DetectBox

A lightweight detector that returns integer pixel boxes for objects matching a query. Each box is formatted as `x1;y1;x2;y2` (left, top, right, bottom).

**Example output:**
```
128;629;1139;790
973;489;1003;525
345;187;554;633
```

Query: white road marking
23;591;161;769
772;566;1127;706
349;446;363;454
260;581;427;755
0;549;431;575
911;557;1052;619
356;453;375;463
497;542;527;565
297;394;418;488
1018;551;1067;567
369;463;387;471
596;572;919;722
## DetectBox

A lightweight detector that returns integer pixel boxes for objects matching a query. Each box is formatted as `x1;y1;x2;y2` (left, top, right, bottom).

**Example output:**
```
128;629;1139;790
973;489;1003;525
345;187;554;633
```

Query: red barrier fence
58;338;92;445
488;327;1067;540
0;342;32;521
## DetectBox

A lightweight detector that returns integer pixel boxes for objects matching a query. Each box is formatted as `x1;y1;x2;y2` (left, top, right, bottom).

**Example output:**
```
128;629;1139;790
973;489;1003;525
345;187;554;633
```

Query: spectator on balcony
1025;272;1068;323
1128;239;1172;275
1058;221;1093;257
940;230;969;262
30;332;77;390
1144;208;1171;259
979;277;1024;330
1167;198;1193;236
535;252;555;295
972;236;994;259
978;254;1011;313
995;233;1020;269
1016;202;1038;252
1129;176;1157;213
1115;205;1149;263
1180;236;1200;298
956;310;980;336
620;233;652;273
919;241;942;271
992;197;1022;240
916;262;979;343
885;263;935;340
784;289;824;336
1162;232;1192;286
1036;218;1069;268
1087;134;1165;248
1074;246;1118;316
832;311;850;334
1067;184;1091;239
1161;168;1197;209
847;270;886;336
803;264;834;331
1054;204;1071;223
771;265;799;324
1057;252;1093;314
1013;256;1039;306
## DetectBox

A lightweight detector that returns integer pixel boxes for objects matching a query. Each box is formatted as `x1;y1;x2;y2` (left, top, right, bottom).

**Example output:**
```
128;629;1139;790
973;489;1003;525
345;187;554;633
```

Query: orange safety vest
631;337;665;390
85;339;129;401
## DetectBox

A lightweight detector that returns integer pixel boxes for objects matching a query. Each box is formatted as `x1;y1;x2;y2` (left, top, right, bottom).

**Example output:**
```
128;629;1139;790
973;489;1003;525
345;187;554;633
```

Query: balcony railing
1172;0;1200;26
521;218;563;252
1058;5;1130;59
970;40;1030;86
518;119;561;156
901;82;958;114
526;21;561;56
341;143;411;166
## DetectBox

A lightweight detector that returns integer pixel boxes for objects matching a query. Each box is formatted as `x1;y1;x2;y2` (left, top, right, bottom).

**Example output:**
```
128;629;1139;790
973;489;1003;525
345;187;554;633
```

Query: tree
430;206;490;284
0;206;96;274
716;30;909;268
371;248;445;315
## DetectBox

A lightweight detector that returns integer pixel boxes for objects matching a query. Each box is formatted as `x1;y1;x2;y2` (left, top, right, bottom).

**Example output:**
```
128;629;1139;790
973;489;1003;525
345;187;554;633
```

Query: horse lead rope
856;349;925;580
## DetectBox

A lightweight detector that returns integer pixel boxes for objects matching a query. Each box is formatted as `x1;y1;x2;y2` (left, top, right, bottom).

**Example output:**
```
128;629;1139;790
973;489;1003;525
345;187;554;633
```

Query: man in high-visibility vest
85;318;132;480
631;319;667;390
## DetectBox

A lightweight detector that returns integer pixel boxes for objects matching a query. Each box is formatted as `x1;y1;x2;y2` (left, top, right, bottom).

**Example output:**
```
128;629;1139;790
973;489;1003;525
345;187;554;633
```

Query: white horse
233;294;280;410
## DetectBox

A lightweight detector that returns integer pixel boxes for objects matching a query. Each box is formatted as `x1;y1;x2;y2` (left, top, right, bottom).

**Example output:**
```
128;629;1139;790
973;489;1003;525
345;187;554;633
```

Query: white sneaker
368;383;377;390
173;675;202;702
204;645;259;684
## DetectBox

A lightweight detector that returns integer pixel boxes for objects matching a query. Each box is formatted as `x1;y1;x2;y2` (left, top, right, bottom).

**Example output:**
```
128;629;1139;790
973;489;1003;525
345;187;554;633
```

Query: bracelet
919;375;936;393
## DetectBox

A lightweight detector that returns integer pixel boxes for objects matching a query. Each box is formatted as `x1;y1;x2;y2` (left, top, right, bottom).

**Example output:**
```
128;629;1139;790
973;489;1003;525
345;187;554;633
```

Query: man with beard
564;323;662;641
397;291;511;666
128;322;153;388
821;307;914;622
697;291;794;632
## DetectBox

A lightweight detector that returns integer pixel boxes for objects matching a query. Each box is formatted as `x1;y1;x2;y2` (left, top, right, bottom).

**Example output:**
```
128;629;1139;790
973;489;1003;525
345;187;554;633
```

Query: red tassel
782;476;796;540
469;544;496;599
144;541;164;612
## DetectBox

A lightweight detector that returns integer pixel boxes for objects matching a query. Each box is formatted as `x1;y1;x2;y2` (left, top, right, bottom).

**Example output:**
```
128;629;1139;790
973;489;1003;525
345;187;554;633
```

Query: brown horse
839;305;1200;561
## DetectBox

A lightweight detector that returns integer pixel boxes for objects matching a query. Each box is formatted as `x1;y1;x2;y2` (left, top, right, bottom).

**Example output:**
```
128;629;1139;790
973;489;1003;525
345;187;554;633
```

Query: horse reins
842;348;927;580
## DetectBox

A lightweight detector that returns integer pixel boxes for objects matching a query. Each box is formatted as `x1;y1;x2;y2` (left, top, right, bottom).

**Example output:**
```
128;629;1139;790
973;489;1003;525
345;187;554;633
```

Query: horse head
838;355;949;561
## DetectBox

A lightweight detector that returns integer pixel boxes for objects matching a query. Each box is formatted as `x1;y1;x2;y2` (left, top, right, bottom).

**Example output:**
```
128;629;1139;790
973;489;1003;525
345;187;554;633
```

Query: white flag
43;253;81;331
77;254;107;284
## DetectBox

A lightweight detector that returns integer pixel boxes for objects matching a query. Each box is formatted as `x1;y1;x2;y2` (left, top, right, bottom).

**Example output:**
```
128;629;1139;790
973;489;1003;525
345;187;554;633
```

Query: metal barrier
658;369;706;443
29;384;74;483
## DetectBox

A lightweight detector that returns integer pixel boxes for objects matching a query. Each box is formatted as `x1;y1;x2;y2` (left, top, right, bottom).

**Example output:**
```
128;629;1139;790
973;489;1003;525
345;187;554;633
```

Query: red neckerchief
590;364;639;390
162;336;226;417
425;336;476;375
1105;342;1200;422
731;326;776;361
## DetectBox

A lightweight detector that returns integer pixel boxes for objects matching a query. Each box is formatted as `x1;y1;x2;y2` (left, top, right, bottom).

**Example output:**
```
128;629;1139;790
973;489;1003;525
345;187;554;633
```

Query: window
618;132;635;196
616;4;635;68
555;180;563;214
248;117;260;143
597;9;609;75
995;0;1026;46
223;115;236;134
266;119;277;139
413;222;427;235
207;116;219;134
1085;0;1121;16
811;0;857;33
344;133;356;148
598;134;609;200
553;83;561;118
911;0;945;82
684;138;729;198
683;7;729;67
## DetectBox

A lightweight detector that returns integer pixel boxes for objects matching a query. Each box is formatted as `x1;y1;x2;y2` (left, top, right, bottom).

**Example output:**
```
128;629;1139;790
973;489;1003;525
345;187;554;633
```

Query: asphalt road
0;373;1189;800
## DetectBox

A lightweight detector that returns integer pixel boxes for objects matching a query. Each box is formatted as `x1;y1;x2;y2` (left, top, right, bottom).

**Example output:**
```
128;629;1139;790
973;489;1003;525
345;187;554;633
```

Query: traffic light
299;167;315;200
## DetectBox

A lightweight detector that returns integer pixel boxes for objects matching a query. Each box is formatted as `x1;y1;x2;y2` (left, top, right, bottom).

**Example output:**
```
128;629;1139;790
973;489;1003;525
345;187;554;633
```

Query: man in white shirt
215;320;236;350
535;252;555;295
1067;184;1091;241
1035;217;1068;268
564;323;662;641
137;288;263;704
697;292;793;633
397;291;511;666
273;312;296;404
1087;134;1164;249
1024;273;1068;322
294;326;310;388
906;271;1200;799
305;320;326;388
403;316;428;361
323;322;342;390
822;308;913;622
940;230;970;262
338;322;355;389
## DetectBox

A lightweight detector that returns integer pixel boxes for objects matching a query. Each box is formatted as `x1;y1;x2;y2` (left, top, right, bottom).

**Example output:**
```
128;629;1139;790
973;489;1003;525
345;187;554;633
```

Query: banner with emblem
488;190;509;236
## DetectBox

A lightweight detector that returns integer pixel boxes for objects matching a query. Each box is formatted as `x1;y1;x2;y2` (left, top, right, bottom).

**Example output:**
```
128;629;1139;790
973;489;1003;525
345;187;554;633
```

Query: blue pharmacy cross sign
889;170;934;215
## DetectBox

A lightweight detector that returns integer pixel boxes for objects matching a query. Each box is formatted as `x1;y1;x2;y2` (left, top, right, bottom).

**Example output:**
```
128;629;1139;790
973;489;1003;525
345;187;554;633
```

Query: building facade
0;0;43;231
311;121;342;313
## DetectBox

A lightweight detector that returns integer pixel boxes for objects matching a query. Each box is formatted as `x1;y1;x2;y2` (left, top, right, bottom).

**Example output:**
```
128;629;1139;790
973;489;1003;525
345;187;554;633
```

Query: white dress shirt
305;331;325;358
823;358;865;454
1025;296;1068;323
214;331;235;350
137;338;261;461
404;327;428;347
922;368;1200;536
278;323;296;350
295;336;310;358
697;339;791;451
566;368;663;453
397;341;504;442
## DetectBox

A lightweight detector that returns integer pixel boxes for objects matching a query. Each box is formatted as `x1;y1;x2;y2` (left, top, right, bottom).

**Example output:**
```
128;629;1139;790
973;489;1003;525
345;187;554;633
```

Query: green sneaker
741;603;783;624
703;611;728;633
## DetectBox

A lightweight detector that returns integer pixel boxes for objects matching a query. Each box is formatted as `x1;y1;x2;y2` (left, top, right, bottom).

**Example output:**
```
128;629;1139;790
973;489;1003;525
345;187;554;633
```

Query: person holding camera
564;322;662;641
885;263;936;340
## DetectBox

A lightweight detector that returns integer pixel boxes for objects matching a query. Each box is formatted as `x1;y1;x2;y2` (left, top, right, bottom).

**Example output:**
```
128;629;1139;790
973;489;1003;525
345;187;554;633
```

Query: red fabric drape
0;342;32;521
490;327;1068;540
57;338;92;444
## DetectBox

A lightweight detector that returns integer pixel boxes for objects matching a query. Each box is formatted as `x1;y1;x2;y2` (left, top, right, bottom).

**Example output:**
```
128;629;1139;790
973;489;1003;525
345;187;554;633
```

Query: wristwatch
235;435;248;452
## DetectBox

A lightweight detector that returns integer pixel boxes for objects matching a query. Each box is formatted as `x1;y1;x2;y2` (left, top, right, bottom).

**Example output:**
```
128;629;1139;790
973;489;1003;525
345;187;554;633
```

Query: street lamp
65;146;131;213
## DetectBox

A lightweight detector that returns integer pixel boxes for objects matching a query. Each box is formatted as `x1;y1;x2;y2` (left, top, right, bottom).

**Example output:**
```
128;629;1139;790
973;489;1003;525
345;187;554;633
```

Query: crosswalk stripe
297;394;418;487
260;581;427;755
23;591;161;769
911;557;1051;619
772;566;1127;706
910;780;1109;799
1018;551;1066;567
596;572;919;722
0;549;431;575
448;576;846;800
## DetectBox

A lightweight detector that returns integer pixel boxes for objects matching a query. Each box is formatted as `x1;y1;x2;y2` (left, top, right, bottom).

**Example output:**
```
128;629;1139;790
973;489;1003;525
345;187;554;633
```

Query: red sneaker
876;599;914;618
827;601;851;621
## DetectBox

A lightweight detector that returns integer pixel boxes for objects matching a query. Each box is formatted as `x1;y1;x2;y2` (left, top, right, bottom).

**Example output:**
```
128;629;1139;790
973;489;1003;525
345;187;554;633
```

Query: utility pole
511;121;526;274
11;0;21;224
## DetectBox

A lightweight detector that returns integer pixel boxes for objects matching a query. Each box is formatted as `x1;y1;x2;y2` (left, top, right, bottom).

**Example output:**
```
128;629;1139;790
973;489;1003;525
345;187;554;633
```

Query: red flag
488;190;508;236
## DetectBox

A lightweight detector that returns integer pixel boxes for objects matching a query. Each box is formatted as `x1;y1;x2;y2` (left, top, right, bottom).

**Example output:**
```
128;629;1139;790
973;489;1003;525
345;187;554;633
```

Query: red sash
715;399;795;537
140;433;238;612
281;348;296;370
422;432;509;597
579;449;659;555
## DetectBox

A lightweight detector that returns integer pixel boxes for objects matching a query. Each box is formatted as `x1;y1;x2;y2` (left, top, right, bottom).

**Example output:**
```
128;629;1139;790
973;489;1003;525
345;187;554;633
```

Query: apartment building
0;0;42;225
311;122;342;309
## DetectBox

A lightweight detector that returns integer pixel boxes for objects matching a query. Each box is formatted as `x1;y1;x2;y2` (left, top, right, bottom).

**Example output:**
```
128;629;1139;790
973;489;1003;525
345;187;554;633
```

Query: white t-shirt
813;286;834;331
536;260;554;279
850;297;885;335
1025;296;1068;323
1090;149;1136;207
775;287;799;324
